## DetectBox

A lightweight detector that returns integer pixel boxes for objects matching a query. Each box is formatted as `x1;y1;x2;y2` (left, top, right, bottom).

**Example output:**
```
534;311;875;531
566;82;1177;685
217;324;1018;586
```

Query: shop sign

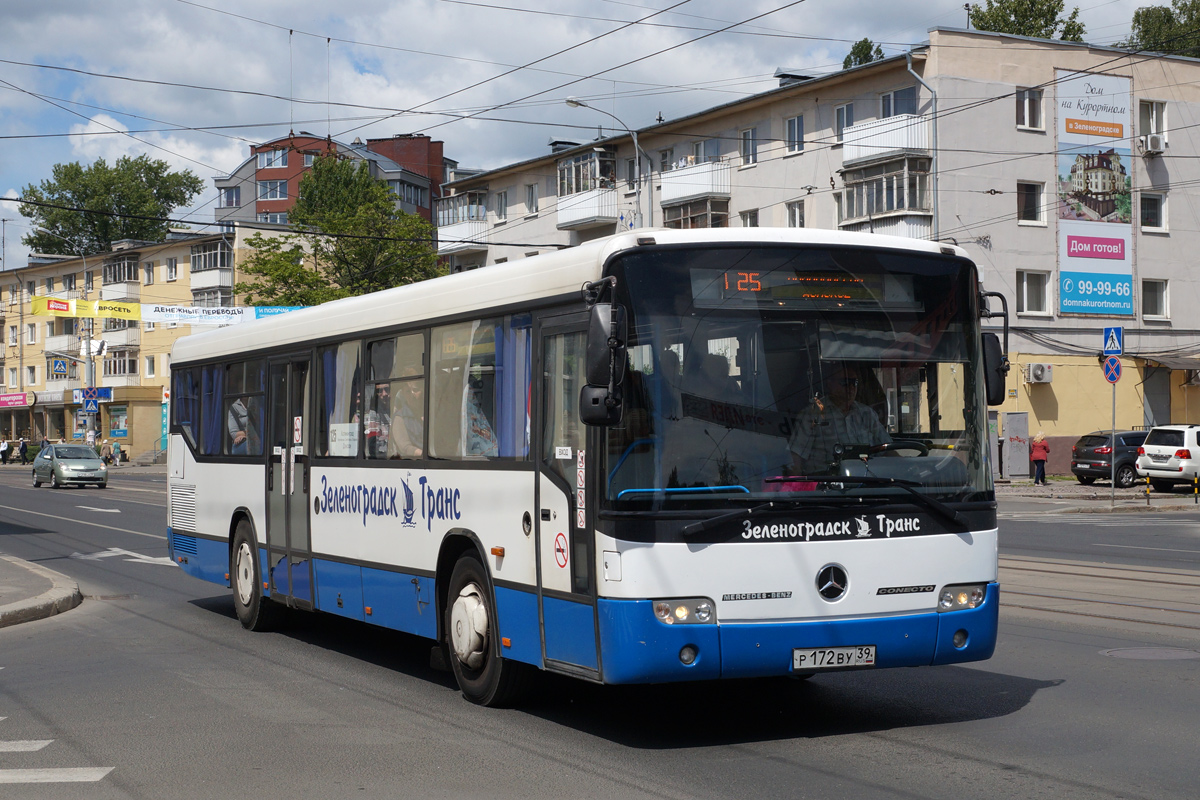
0;393;31;408
109;405;129;438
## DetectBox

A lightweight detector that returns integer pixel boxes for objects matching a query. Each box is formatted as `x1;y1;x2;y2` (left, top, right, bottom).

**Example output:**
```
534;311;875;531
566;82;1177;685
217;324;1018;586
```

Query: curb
0;555;83;629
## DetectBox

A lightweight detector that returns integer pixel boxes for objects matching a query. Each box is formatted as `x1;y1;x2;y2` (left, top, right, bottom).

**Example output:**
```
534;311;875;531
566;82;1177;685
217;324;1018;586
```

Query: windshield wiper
789;475;966;529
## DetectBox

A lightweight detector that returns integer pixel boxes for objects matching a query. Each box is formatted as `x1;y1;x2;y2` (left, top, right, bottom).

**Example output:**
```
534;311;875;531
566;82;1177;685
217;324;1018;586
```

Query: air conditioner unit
1025;363;1053;384
1185;370;1200;386
1142;133;1166;155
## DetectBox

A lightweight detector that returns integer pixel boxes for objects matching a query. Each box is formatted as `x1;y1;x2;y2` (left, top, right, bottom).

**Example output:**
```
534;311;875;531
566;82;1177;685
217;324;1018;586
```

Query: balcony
45;377;82;395
101;282;140;301
191;268;234;290
842;114;930;167
47;288;83;301
101;327;141;348
557;187;618;230
102;375;141;388
436;219;488;256
46;334;79;355
659;160;732;206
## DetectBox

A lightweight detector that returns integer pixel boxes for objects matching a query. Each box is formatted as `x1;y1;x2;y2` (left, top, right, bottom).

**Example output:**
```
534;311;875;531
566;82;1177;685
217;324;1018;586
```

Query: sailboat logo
401;473;416;528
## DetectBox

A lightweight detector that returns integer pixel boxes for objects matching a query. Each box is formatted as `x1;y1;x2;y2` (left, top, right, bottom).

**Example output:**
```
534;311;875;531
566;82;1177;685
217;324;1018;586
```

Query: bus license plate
793;645;876;670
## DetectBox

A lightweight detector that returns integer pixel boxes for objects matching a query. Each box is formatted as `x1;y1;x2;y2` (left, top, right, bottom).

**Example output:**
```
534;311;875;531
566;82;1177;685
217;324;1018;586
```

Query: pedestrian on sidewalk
18;438;29;465
112;441;122;466
1031;431;1050;486
0;440;8;465
100;439;112;465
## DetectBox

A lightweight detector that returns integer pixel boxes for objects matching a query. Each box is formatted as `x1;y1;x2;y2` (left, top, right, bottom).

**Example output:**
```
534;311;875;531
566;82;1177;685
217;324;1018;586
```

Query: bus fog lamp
679;645;698;665
652;598;718;625
952;629;969;648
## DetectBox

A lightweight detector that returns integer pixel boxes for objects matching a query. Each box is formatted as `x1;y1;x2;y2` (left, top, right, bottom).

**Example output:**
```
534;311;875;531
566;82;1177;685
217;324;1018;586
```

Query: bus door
265;357;313;610
535;316;599;677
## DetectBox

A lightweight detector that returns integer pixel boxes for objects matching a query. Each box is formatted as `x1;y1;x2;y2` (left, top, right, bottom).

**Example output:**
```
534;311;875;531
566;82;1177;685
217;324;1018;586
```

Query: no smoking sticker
554;532;568;568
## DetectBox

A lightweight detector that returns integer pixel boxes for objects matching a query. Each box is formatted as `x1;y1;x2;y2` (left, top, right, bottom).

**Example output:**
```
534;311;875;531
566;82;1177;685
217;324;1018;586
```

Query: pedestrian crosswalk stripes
0;717;112;784
0;740;52;752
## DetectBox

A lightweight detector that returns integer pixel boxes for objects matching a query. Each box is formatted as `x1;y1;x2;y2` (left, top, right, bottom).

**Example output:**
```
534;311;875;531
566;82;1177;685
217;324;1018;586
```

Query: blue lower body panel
169;529;230;587
494;587;541;667
543;596;599;670
598;584;999;684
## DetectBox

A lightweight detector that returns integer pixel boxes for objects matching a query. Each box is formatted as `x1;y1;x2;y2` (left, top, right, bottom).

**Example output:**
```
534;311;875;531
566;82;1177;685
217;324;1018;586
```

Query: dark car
1071;430;1148;488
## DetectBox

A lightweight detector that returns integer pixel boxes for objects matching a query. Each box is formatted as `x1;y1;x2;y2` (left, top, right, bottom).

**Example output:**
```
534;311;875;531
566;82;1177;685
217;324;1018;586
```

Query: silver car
32;445;108;489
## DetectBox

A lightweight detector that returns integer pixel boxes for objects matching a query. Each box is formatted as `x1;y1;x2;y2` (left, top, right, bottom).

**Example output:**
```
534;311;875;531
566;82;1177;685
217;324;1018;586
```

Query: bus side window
316;340;362;458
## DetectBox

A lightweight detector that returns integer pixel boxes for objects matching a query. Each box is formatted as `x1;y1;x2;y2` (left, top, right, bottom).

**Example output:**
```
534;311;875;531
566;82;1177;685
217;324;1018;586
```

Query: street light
565;96;644;229
35;228;97;444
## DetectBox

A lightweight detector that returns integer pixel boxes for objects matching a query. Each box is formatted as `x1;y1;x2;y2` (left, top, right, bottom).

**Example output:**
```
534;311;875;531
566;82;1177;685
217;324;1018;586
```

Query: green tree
843;38;884;69
1119;1;1200;56
969;0;1086;41
19;155;204;253
236;154;442;305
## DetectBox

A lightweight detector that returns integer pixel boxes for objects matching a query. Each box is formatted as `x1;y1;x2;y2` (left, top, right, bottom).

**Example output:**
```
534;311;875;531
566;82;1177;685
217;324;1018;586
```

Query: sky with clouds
0;0;1146;269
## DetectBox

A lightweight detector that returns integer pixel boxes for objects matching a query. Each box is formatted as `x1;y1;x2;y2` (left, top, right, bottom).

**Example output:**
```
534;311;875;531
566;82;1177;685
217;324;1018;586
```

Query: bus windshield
602;244;991;511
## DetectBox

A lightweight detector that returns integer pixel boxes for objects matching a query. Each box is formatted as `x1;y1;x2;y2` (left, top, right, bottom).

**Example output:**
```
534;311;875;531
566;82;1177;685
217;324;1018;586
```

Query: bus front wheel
231;520;280;631
445;552;529;707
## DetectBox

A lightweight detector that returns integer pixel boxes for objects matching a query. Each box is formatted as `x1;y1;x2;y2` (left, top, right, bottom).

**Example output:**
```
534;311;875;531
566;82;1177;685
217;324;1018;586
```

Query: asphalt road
0;472;1197;799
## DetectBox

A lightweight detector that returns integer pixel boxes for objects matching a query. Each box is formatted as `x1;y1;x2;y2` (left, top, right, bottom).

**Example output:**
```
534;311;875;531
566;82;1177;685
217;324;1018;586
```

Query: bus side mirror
982;332;1009;406
581;303;627;426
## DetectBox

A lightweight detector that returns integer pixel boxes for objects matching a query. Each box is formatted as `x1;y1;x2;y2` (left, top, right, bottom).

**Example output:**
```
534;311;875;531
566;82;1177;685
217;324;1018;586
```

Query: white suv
1136;425;1200;492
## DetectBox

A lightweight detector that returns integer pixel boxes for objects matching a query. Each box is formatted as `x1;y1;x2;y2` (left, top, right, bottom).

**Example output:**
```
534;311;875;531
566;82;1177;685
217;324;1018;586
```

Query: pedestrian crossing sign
51;358;68;376
1103;327;1123;356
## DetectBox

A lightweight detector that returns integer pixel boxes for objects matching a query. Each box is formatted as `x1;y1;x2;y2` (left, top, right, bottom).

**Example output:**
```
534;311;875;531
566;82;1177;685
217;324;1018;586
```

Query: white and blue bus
167;228;1009;705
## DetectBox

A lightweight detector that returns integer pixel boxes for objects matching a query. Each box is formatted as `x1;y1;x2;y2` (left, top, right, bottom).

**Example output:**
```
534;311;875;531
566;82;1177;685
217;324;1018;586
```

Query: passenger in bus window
388;379;424;459
228;395;260;456
464;380;498;457
365;383;391;458
789;362;890;474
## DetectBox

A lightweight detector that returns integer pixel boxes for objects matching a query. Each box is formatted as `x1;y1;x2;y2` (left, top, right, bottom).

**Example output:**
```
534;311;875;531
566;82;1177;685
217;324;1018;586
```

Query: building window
435;192;486;226
257;180;287;200
103;256;139;284
26;323;36;344
145;321;156;331
388;180;427;207
256;212;288;225
525;183;539;214
557;151;615;195
143;262;155;285
190;240;232;272
103;352;138;377
85;271;94;291
787;200;805;227
659;149;674;173
192;288;232;307
1141;192;1166;231
304;153;316;167
257;149;288;169
625;158;636;189
786;115;804;153
145;356;156;378
494;190;507;221
740;128;758;165
6;368;14;387
26;366;36;386
1142;279;1168;318
881;86;917;117
663;198;729;229
219;187;241;207
1017;182;1045;224
64;274;76;291
740;209;759;227
835;103;854;142
166;258;178;281
1139;100;1166;138
837;157;930;224
46;358;77;381
1016;270;1050;314
1016;88;1043;129
45;321;53;339
45;277;54;292
7;325;16;345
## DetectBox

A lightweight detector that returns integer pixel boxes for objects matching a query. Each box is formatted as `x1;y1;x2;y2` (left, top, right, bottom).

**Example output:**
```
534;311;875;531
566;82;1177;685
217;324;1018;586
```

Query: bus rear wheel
445;552;529;707
231;520;280;631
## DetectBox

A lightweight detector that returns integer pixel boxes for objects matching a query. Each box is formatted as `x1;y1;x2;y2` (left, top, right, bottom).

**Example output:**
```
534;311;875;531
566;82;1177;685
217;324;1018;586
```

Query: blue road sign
1103;326;1124;356
51;358;68;376
1104;356;1122;384
83;398;100;414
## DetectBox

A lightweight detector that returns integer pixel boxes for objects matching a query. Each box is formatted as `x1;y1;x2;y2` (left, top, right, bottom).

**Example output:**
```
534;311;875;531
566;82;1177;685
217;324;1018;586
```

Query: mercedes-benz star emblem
816;564;848;600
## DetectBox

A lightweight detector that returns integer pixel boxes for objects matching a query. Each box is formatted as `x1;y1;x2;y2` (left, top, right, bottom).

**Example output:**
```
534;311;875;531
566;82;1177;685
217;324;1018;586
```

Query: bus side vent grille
171;484;198;532
172;533;198;556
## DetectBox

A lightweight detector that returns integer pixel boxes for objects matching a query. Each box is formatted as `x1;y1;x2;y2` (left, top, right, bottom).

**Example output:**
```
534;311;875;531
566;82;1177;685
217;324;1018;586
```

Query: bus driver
789;362;890;474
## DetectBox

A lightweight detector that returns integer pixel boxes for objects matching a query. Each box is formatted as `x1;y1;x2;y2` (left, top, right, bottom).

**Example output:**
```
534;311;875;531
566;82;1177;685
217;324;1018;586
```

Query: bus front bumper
596;583;998;684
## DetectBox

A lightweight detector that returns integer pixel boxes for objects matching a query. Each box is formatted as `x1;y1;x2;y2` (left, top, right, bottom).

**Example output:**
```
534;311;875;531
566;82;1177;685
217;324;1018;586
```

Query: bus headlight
654;598;717;625
937;583;986;612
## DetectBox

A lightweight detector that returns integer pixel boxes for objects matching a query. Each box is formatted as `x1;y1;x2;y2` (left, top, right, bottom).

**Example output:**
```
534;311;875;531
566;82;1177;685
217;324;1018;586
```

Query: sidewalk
997;477;1200;512
0;554;82;629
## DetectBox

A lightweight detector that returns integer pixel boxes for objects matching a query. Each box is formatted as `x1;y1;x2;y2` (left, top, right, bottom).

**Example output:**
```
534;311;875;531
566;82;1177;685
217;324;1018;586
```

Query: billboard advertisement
1056;70;1134;316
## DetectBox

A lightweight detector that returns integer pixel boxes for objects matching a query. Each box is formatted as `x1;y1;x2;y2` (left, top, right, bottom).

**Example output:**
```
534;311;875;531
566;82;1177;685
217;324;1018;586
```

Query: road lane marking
70;548;177;567
0;504;163;540
0;740;52;752
1093;543;1200;554
75;506;121;513
0;768;113;783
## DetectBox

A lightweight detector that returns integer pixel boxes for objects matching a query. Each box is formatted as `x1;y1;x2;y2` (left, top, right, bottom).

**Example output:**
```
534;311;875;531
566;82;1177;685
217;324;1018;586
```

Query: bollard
1146;474;1151;507
1194;476;1198;505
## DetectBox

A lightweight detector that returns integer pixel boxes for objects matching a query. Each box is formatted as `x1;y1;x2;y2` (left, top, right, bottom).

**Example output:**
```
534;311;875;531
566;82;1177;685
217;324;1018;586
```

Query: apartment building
0;229;251;459
214;132;455;227
436;27;1200;458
